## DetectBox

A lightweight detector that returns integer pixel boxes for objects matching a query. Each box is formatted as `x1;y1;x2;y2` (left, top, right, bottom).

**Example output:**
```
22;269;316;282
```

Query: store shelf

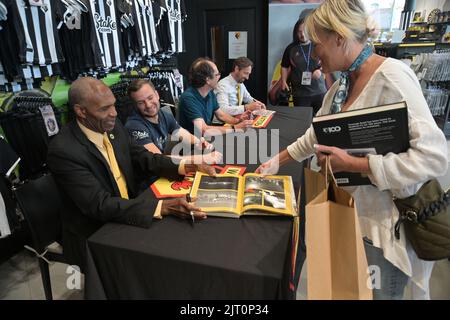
428;21;450;26
398;42;436;47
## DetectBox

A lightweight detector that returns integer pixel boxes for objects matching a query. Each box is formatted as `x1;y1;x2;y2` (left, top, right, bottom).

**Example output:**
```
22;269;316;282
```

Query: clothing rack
0;93;62;180
110;81;136;125
119;74;151;81
150;64;179;71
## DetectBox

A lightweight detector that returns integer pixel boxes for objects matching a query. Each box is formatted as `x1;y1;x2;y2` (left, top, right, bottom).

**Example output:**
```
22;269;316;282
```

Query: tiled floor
0;250;84;300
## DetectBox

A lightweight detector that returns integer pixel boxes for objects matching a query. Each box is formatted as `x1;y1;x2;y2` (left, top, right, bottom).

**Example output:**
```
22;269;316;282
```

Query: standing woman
257;0;448;299
280;9;328;113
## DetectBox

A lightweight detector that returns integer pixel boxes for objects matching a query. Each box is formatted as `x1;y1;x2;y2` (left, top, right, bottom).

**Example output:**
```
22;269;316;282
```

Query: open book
223;110;276;128
189;172;297;218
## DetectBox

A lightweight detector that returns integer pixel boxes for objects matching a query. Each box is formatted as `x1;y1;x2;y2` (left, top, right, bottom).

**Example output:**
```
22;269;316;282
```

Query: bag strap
394;186;450;240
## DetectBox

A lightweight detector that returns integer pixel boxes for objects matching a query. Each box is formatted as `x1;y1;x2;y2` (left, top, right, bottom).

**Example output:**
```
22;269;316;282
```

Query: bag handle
324;156;338;187
324;156;355;207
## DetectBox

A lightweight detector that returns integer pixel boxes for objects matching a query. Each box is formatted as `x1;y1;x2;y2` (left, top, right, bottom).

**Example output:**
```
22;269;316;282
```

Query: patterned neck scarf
330;44;373;114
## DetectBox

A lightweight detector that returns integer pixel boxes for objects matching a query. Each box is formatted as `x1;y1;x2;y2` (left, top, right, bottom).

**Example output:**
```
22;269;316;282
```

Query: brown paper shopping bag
305;158;372;300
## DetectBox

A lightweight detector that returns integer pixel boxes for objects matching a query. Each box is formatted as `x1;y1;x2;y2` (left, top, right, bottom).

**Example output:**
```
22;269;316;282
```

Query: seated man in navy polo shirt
178;57;253;136
125;79;222;164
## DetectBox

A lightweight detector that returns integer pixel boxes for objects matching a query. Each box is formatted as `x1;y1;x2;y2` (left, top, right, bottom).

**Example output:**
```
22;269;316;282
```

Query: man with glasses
178;57;253;136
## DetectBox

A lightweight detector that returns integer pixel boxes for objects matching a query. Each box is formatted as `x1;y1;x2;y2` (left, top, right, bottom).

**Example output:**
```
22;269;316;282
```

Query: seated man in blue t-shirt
125;79;222;164
178;57;253;136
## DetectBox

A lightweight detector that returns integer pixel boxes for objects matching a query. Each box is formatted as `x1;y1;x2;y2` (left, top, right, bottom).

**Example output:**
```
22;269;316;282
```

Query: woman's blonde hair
305;0;378;50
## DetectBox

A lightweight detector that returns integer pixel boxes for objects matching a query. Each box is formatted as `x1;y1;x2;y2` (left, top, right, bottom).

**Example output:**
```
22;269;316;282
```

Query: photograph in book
190;172;297;218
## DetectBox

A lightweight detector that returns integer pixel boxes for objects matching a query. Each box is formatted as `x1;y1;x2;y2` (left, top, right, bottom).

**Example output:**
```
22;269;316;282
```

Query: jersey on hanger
88;0;125;68
16;0;64;65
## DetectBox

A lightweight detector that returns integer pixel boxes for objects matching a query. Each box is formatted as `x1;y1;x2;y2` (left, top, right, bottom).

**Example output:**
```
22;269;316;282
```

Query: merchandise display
0;0;187;89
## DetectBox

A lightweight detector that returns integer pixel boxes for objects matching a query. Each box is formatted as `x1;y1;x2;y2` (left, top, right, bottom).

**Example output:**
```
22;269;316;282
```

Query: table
85;107;313;299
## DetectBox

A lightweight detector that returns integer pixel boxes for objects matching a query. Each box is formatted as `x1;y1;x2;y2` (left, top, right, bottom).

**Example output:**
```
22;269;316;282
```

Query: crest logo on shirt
94;13;117;33
167;7;181;21
132;130;149;140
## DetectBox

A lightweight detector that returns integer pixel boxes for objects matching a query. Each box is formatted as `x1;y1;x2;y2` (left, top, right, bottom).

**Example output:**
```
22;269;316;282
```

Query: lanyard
299;43;312;72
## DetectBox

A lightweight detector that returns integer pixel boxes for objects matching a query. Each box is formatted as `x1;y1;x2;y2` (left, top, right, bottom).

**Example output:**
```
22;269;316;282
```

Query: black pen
186;194;195;225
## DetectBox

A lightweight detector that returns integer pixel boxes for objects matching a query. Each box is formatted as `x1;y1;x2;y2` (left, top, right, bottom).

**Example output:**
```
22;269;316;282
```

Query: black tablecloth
85;107;313;299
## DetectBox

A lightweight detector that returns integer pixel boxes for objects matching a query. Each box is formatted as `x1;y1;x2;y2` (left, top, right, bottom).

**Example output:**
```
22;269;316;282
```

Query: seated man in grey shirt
215;57;266;116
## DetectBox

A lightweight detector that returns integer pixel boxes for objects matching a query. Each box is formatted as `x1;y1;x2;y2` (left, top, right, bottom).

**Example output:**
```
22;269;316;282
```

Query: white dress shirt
215;74;255;115
286;58;448;298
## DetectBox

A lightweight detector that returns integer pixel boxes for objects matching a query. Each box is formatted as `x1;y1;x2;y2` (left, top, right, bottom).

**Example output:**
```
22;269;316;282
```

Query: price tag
173;68;183;89
39;105;59;137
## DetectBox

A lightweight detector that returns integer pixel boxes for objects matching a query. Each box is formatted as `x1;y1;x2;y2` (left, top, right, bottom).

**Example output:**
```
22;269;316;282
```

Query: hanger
0;1;8;25
67;0;88;13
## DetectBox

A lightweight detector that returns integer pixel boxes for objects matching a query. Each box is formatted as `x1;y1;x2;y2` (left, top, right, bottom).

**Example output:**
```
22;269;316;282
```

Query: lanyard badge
299;43;312;86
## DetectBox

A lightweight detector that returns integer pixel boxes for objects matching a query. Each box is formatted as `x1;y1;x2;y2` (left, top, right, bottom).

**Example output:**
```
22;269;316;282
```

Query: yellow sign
252;114;274;128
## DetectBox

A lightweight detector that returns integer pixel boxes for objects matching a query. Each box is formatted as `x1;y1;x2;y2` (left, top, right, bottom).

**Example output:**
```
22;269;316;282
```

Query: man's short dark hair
189;57;215;88
292;19;304;43
68;76;97;108
232;57;253;71
292;9;314;42
127;79;156;97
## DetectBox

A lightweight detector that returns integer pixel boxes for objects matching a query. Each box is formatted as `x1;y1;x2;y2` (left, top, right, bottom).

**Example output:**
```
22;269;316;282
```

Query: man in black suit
47;77;215;271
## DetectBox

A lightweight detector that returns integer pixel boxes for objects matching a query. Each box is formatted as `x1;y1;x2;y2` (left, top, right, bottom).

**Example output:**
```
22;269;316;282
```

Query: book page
190;173;242;215
242;174;294;216
150;165;228;199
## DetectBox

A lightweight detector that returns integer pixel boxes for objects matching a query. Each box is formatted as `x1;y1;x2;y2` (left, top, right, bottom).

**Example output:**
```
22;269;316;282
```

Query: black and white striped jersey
88;0;125;69
165;0;186;53
154;0;170;52
55;0;105;80
132;0;160;57
16;0;64;65
0;0;26;80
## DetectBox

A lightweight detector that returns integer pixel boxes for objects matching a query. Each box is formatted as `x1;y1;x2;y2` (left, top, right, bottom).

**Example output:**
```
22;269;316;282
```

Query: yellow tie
236;84;241;105
103;133;129;199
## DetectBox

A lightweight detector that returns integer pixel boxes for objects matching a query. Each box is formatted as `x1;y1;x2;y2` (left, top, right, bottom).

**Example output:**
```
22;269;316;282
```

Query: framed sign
228;31;247;59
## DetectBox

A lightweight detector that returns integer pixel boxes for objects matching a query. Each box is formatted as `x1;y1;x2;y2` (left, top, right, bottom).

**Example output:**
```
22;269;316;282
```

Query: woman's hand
314;144;370;173
255;159;280;175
